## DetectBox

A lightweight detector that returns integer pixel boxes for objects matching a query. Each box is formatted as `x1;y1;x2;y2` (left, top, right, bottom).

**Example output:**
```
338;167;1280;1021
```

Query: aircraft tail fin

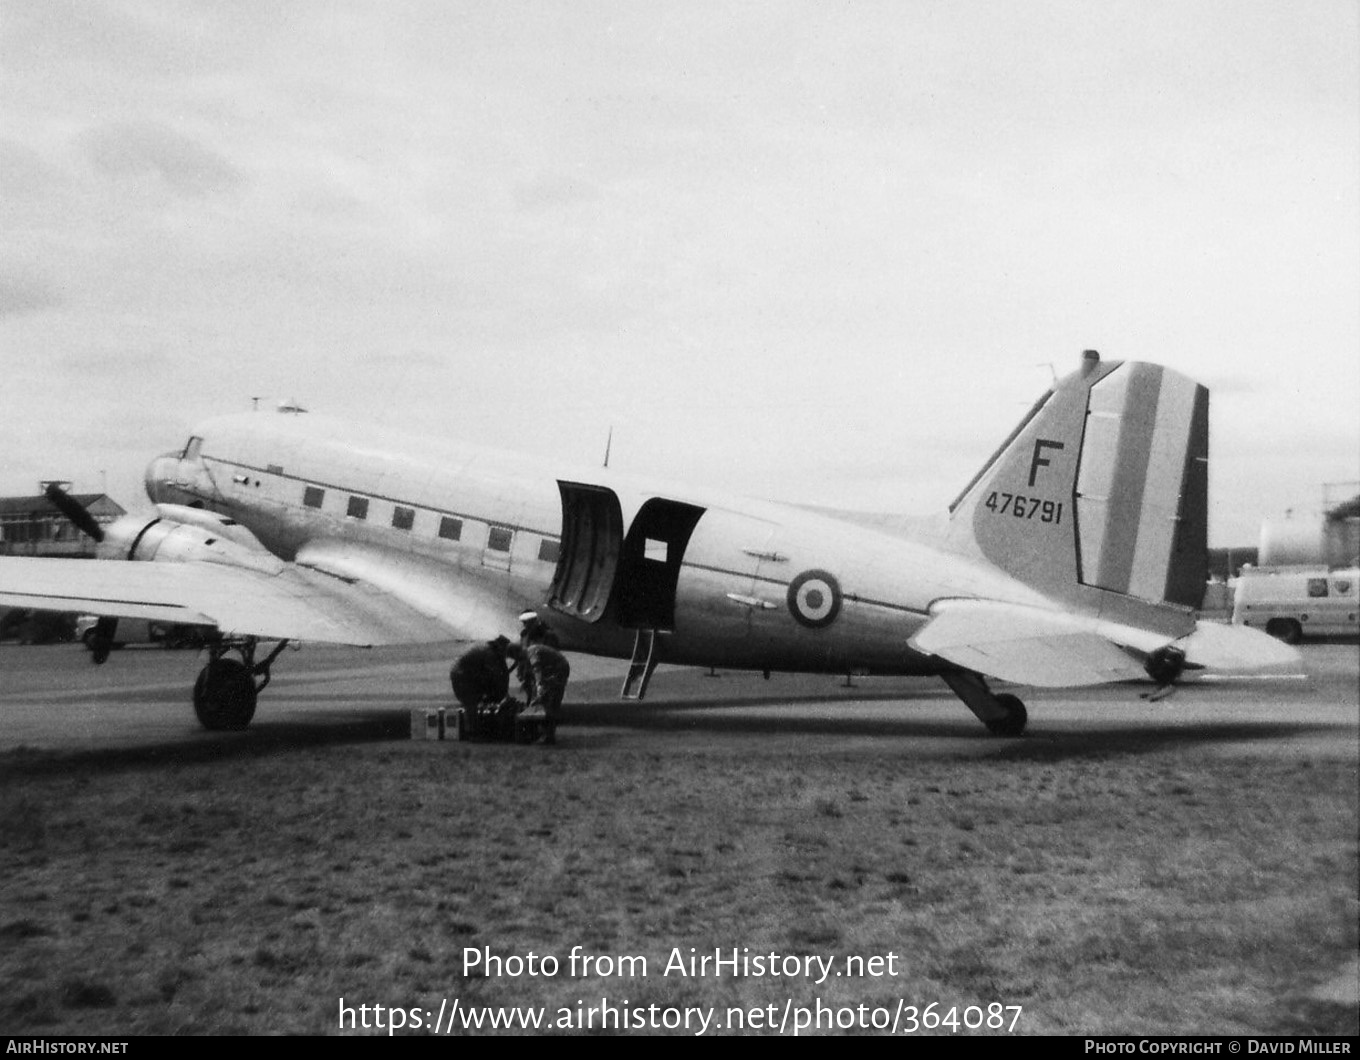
946;351;1209;624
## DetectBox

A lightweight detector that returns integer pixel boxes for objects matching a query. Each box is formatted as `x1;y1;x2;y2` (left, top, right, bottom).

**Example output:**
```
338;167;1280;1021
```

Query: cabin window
487;526;513;552
347;496;369;520
303;486;325;508
1307;578;1328;598
392;506;415;531
538;539;560;563
1334;580;1353;595
438;516;462;541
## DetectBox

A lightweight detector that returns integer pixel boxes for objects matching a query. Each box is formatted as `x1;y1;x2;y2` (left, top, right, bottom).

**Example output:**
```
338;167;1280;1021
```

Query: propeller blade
43;483;105;542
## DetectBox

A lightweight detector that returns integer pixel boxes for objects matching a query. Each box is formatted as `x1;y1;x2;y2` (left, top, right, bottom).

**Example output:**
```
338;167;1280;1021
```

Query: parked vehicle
74;615;218;653
1231;567;1359;643
0;608;77;644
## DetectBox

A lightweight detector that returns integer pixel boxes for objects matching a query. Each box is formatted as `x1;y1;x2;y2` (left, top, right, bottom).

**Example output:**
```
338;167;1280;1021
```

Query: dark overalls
449;640;511;707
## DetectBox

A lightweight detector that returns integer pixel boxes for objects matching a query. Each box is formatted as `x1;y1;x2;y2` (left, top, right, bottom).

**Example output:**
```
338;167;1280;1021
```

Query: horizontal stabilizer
910;600;1151;686
1172;618;1301;671
909;599;1299;688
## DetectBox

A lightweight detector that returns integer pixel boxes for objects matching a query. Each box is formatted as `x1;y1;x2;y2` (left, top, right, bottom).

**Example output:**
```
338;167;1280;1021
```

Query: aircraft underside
182;631;1030;737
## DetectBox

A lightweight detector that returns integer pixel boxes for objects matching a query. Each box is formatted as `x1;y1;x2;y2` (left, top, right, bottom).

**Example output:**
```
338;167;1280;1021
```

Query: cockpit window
181;436;203;461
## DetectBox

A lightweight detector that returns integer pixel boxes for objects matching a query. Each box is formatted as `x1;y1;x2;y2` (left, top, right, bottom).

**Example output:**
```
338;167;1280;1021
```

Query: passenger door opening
614;498;705;630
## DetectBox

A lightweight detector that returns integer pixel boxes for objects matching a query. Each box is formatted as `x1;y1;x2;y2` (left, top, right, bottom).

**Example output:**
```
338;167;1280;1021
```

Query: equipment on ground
455;697;552;744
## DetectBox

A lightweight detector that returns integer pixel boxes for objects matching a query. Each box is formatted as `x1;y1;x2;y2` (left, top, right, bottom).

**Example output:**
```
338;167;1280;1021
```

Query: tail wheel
984;693;1028;737
193;658;258;731
1264;618;1303;645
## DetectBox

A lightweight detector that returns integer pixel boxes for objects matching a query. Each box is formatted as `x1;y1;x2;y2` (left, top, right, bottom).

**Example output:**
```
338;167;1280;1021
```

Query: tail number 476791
984;492;1064;524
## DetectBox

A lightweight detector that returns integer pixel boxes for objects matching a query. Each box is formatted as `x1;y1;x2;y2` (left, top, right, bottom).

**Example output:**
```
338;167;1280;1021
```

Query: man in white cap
516;610;567;743
518;610;560;650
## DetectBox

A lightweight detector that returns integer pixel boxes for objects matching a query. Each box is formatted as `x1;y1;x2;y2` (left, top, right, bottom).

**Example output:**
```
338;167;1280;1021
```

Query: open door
550;488;706;700
548;486;706;633
548;482;624;622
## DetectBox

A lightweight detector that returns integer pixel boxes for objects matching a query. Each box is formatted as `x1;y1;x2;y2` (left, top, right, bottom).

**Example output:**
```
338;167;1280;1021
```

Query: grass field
1;693;1355;1036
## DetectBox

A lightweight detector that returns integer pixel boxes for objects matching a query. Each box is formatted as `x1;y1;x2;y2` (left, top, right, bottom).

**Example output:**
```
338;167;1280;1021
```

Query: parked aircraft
0;350;1296;734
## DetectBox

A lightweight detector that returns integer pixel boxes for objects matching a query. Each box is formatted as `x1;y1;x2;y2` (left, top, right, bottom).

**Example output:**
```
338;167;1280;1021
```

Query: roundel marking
787;569;843;629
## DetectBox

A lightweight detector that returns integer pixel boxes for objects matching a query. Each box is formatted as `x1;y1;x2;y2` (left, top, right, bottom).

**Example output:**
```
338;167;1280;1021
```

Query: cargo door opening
615;498;706;630
548;482;624;623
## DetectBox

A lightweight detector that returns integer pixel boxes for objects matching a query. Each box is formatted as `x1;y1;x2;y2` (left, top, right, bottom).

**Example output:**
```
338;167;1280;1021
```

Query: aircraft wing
0;556;459;646
909;598;1299;687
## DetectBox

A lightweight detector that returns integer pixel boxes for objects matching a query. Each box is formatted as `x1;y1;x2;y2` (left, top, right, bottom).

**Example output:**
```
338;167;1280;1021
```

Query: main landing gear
941;670;1028;736
192;638;289;731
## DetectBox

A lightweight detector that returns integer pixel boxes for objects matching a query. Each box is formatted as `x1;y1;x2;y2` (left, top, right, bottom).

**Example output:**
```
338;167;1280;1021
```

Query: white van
1231;567;1360;643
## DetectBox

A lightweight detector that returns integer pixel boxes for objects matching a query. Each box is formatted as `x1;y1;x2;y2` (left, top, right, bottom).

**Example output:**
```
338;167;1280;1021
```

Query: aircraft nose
144;454;178;503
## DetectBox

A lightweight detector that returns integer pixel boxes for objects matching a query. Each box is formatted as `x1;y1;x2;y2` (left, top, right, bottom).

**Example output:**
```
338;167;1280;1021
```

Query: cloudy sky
3;0;1356;546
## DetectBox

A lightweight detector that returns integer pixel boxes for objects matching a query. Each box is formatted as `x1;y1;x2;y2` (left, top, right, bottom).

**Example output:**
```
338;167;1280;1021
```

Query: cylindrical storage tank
1259;515;1360;567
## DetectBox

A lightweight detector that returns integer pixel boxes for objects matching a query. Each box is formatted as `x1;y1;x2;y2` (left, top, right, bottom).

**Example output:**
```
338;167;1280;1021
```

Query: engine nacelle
98;511;284;574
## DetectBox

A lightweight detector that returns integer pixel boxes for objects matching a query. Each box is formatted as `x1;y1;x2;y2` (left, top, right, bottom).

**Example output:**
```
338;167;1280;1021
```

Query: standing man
516;613;569;744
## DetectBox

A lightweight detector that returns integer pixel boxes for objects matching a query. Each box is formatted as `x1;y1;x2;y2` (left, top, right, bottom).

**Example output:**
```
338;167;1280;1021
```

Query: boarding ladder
621;628;661;700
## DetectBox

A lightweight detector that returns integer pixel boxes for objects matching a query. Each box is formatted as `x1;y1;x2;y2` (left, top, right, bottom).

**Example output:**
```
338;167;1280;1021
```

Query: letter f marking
1029;439;1065;487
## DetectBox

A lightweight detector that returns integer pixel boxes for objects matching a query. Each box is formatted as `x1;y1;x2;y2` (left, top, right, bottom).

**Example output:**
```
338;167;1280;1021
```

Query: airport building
0;491;126;559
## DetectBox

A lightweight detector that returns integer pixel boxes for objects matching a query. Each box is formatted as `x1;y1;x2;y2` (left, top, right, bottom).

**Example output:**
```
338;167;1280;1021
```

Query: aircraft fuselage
144;413;1049;676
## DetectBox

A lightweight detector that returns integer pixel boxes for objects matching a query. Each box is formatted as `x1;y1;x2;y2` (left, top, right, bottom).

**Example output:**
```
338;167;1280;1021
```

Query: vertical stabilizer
947;352;1208;627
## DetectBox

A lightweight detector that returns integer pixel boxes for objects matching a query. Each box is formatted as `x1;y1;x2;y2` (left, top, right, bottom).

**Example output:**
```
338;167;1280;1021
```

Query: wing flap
0;556;448;646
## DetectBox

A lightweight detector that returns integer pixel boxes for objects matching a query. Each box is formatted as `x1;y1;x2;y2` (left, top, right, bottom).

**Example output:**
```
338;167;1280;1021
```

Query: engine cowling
98;508;284;574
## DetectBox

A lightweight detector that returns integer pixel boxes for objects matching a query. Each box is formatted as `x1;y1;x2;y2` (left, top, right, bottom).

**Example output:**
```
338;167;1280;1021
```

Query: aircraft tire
985;693;1027;737
193;659;258;731
1264;618;1303;645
